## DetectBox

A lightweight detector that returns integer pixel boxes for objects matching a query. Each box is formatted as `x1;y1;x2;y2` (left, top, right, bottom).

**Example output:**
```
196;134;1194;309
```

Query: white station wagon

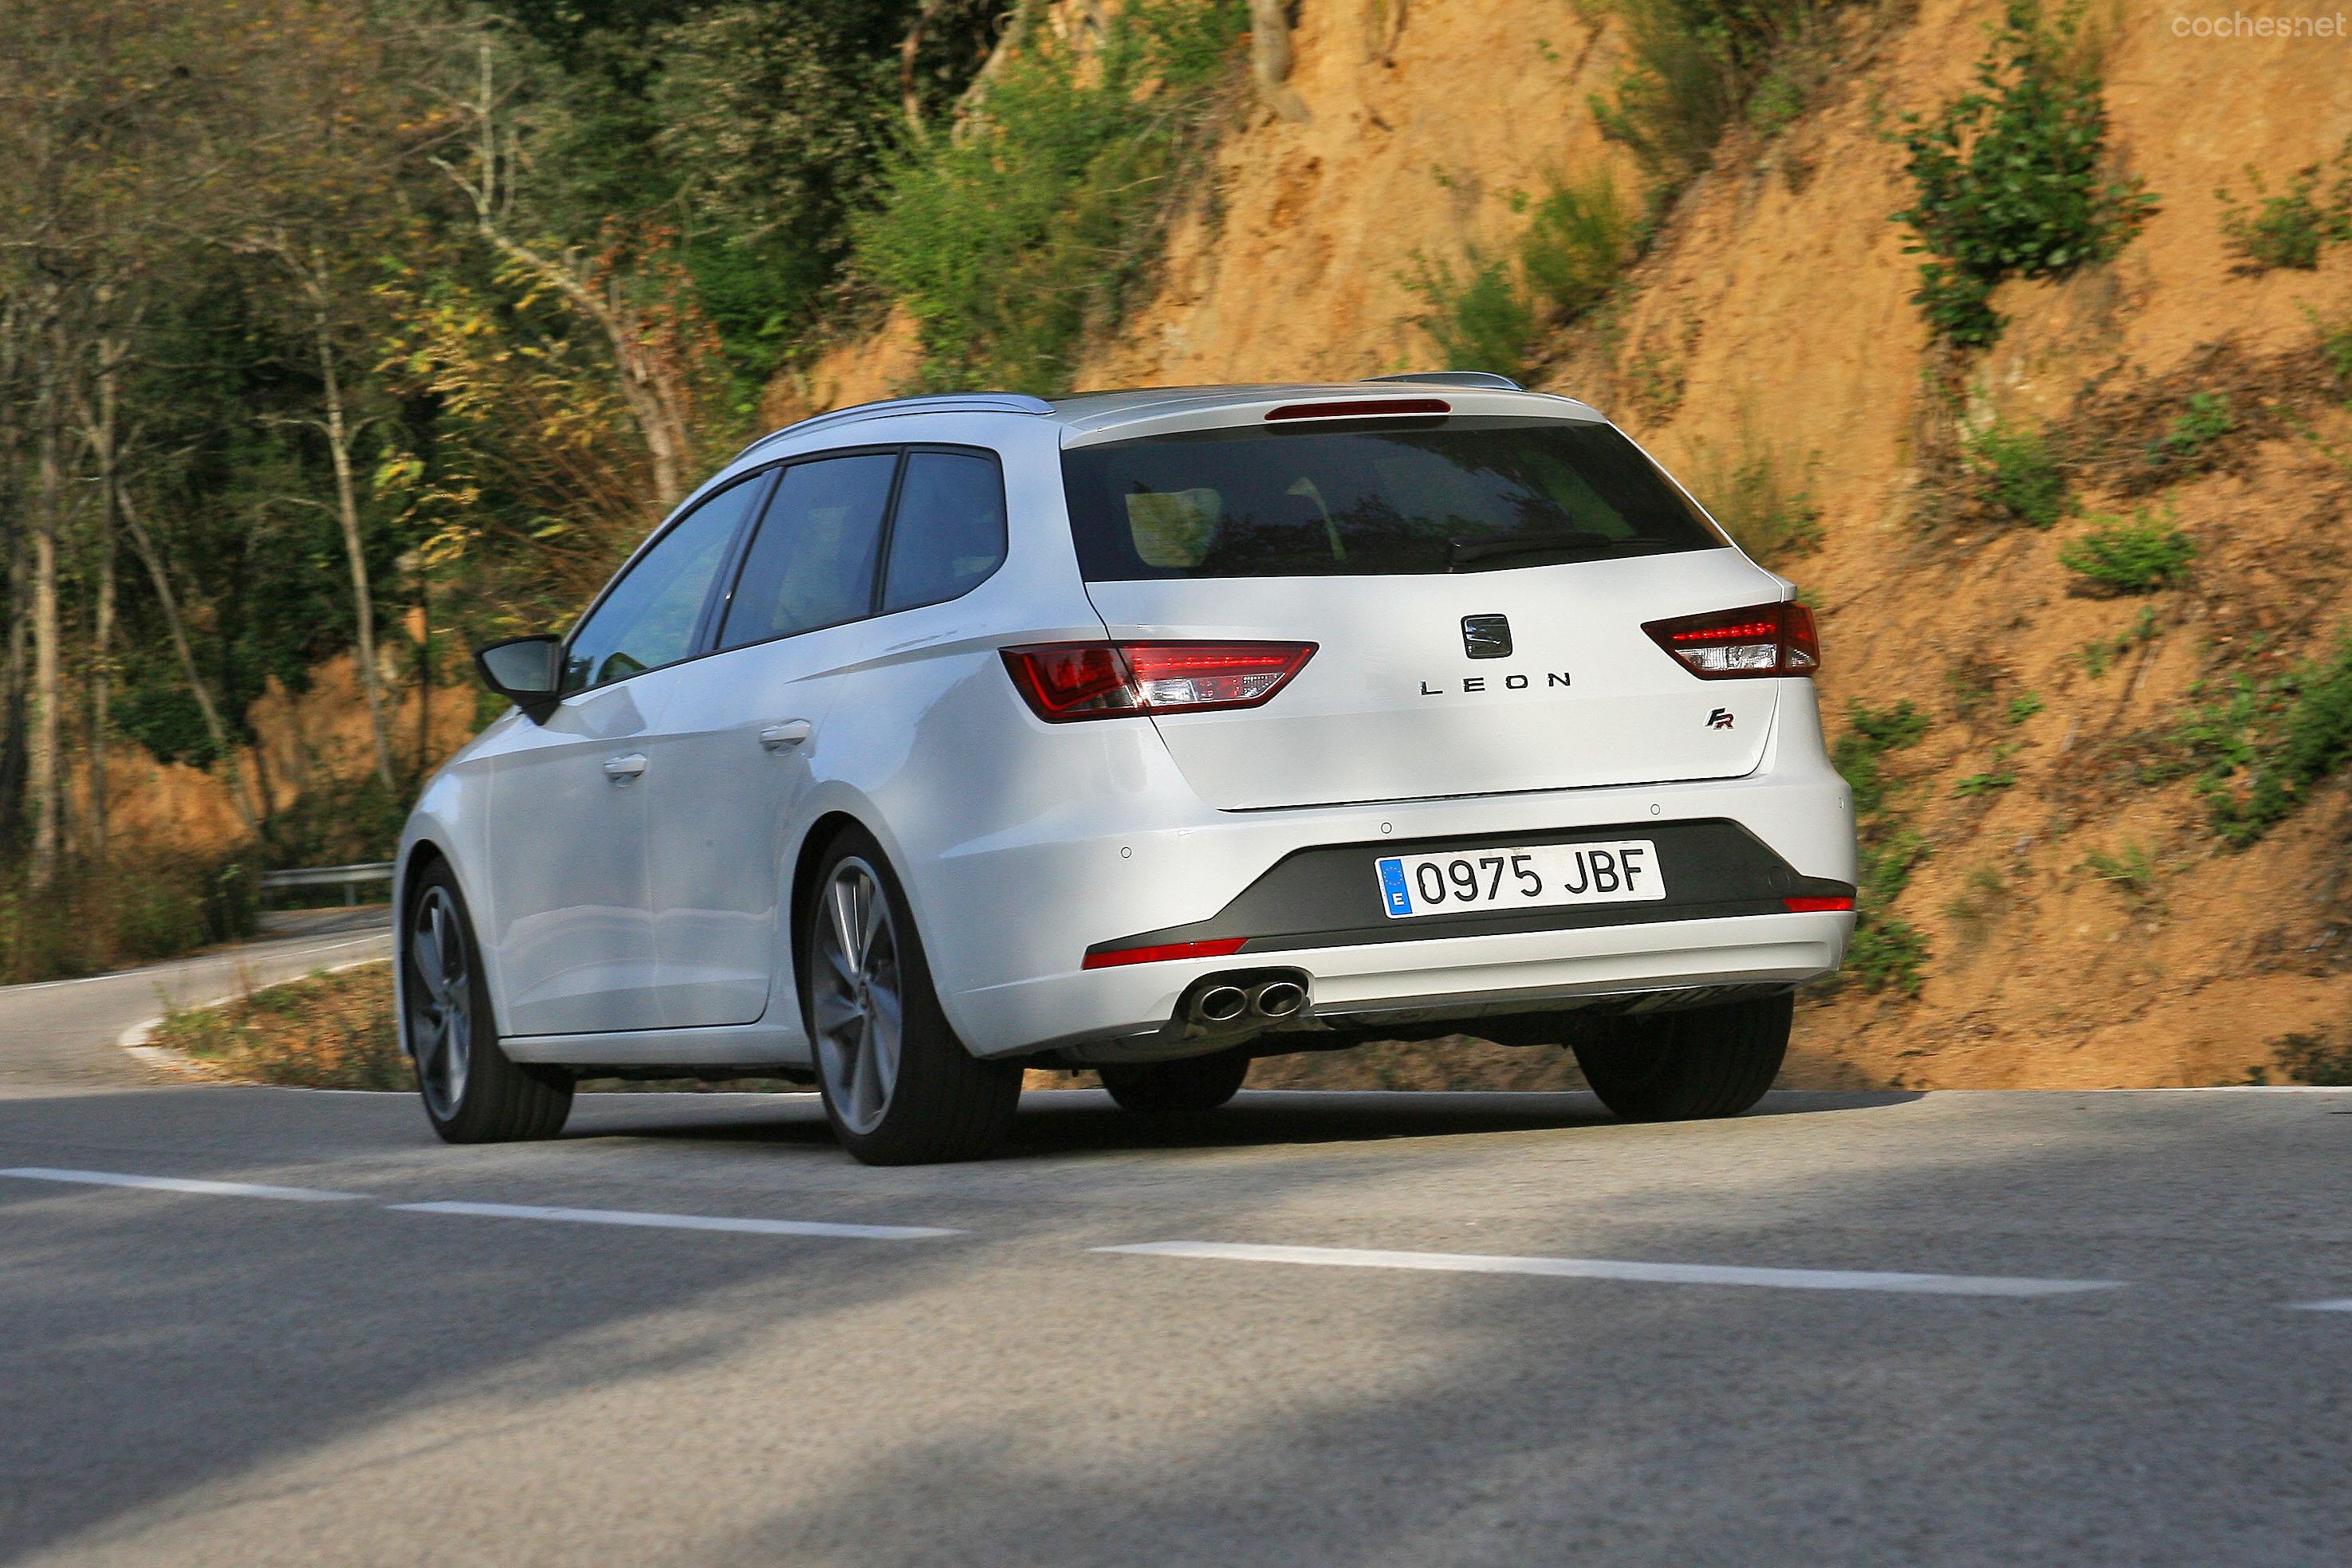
395;375;1855;1163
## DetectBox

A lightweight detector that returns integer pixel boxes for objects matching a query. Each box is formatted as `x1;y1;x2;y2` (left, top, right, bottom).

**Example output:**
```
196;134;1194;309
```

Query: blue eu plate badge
1376;857;1414;917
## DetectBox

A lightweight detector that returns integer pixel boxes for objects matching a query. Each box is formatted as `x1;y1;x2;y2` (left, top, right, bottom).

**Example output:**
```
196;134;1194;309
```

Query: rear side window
883;450;1007;613
718;453;897;648
1060;416;1724;580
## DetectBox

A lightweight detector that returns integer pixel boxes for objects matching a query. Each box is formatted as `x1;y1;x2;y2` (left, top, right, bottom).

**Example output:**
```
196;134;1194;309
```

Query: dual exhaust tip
1190;977;1308;1025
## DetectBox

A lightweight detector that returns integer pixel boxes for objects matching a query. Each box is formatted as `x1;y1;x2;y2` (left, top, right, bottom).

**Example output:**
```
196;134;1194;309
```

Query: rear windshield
1060;416;1725;580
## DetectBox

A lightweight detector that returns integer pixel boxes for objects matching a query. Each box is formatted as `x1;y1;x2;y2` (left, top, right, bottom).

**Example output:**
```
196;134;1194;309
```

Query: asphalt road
5;949;2351;1565
0;921;394;1091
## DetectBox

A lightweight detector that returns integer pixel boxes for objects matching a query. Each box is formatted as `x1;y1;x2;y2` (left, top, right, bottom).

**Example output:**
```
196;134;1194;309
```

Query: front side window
1060;416;1725;581
883;450;1008;613
718;453;899;649
563;477;762;693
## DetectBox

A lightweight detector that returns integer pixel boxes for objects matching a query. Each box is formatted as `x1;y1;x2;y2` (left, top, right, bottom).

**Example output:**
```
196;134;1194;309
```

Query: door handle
759;720;813;753
602;753;648;783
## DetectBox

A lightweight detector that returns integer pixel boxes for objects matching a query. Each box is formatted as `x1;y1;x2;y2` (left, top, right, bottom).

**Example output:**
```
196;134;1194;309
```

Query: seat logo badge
1708;708;1735;730
1461;614;1512;660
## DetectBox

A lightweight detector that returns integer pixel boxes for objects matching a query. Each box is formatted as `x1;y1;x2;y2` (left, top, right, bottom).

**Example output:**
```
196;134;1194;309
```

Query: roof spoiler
1363;371;1523;391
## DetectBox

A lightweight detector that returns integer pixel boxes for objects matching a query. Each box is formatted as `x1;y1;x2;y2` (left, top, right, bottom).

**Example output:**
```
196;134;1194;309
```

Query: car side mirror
474;635;564;717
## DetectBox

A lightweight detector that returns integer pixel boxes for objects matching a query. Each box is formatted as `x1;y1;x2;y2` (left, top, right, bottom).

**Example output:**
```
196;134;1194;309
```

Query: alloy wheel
407;886;473;1120
812;858;903;1136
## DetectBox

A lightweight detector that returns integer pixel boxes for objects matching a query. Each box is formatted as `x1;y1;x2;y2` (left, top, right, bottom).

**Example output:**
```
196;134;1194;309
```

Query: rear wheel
1571;992;1792;1122
403;863;572;1144
803;830;1021;1165
1098;1049;1251;1114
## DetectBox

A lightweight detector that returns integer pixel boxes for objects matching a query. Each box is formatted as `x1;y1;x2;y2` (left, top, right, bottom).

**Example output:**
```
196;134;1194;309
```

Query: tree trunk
1;524;26;847
899;0;953;136
86;331;124;864
116;488;260;833
446;37;692;513
0;300;29;849
27;317;65;890
309;285;395;787
1249;0;1311;124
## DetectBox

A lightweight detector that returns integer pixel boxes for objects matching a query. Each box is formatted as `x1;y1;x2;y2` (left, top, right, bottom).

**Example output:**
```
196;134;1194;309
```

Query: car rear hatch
1060;402;1789;811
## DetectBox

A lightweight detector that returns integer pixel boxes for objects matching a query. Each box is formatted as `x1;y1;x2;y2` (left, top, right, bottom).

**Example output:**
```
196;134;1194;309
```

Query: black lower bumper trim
1085;818;1851;960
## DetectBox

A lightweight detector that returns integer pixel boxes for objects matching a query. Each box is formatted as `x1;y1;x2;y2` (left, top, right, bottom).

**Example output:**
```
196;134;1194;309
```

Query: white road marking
390;1200;959;1240
1095;1240;2122;1298
0;1166;364;1202
2288;1299;2352;1312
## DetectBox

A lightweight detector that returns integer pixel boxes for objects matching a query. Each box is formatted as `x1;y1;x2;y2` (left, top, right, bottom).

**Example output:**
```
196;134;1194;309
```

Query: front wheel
803;830;1021;1165
403;863;572;1143
1570;992;1792;1122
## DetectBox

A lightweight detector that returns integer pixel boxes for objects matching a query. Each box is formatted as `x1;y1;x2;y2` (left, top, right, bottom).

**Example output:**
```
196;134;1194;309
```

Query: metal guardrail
258;862;395;906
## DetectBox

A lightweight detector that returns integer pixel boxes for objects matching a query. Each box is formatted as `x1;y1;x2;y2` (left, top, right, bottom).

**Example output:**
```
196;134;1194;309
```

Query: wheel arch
393;833;511;1042
788;810;875;975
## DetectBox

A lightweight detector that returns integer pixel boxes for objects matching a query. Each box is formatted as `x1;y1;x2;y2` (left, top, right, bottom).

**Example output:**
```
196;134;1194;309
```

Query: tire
802;827;1021;1165
1099;1049;1251;1115
1570;992;1792;1122
403;861;572;1144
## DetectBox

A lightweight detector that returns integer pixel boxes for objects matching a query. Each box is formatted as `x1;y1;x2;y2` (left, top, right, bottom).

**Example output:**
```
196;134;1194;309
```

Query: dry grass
155;961;411;1090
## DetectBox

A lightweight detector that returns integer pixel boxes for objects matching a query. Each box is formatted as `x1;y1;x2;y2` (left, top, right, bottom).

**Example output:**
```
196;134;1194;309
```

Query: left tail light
1001;641;1317;721
1642;601;1819;680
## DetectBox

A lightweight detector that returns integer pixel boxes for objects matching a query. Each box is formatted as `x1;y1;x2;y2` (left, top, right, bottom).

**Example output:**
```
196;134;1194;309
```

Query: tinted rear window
1060;416;1724;580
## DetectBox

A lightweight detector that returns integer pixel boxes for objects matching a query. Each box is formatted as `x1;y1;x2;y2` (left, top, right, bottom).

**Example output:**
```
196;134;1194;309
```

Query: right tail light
1642;601;1819;680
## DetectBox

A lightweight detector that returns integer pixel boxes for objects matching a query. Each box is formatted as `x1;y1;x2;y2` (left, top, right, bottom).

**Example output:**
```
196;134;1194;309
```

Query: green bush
1826;702;1933;996
1890;2;2156;348
1831;698;1929;815
1850;829;1931;995
1519;174;1635;322
2058;509;2193;592
1403;250;1542;384
2007;690;2045;724
1407;173;1632;381
2217;148;2352;272
1965;416;2072;528
1683;427;1823;565
2151;391;2235;466
2248;1032;2352;1087
855;0;1245;392
2083;841;2161;908
2203;639;2352;847
1589;0;1850;195
1952;768;2017;797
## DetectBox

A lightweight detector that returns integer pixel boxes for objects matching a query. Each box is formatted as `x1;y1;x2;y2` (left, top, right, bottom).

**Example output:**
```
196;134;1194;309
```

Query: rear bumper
954;909;1851;1060
896;678;1853;1057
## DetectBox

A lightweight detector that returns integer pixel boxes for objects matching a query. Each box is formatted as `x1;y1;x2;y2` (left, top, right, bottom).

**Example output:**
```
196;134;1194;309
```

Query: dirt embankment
67;609;483;862
799;0;2352;1088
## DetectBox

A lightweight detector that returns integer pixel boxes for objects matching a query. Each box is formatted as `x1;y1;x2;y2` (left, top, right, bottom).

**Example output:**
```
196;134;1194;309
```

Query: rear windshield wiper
1449;531;1630;569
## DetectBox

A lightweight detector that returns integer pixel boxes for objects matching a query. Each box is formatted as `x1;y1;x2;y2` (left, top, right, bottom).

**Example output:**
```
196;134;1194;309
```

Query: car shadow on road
568;1087;1927;1160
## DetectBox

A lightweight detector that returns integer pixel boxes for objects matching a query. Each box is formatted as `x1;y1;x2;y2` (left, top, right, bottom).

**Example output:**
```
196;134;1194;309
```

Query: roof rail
1363;371;1524;391
734;392;1055;462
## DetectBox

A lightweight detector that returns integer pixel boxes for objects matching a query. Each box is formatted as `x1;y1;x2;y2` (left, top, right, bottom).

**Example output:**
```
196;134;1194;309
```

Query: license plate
1375;839;1666;919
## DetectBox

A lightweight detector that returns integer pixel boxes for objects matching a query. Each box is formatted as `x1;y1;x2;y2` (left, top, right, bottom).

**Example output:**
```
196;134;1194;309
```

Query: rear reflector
1264;398;1449;422
1783;894;1855;913
1644;601;1820;680
1002;641;1316;722
1082;938;1249;970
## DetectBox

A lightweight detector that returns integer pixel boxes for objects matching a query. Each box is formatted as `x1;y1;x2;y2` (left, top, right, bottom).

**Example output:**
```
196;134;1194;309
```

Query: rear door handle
759;721;813;753
602;753;648;783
